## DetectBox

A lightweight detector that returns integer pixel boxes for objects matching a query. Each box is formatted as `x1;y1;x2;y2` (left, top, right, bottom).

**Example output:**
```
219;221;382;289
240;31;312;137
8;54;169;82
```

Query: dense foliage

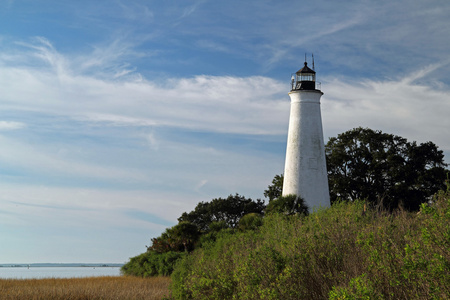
263;174;283;201
238;212;263;231
121;251;186;277
326;127;448;210
122;195;266;277
149;221;200;253
171;188;450;299
265;194;309;216
177;194;265;231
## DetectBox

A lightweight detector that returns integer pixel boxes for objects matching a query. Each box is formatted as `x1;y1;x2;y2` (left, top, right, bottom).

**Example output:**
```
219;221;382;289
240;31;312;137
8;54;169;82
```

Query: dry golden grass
0;276;171;300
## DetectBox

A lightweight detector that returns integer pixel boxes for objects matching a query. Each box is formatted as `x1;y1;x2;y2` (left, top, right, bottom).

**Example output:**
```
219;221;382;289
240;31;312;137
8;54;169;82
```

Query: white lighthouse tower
282;60;330;208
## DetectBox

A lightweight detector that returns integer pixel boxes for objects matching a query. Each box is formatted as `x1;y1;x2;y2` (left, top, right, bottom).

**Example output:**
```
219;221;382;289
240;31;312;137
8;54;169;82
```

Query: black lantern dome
291;62;317;91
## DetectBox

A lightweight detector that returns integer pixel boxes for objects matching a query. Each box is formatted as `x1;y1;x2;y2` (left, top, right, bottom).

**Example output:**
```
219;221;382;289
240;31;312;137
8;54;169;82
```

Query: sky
1;0;449;263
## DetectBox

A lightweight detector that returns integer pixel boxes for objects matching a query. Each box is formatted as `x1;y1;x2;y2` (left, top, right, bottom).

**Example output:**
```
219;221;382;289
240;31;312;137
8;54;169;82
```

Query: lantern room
291;62;317;91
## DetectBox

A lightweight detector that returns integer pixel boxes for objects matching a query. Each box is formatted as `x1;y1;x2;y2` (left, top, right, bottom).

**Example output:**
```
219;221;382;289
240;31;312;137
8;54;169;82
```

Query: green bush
265;194;309;216
196;227;235;249
329;274;383;300
121;251;186;277
238;213;263;231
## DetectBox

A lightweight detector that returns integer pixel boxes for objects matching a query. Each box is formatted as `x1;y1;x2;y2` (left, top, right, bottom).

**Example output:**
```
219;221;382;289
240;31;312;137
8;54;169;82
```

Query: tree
264;174;284;201
149;221;200;253
178;194;265;231
265;194;309;216
326;127;448;210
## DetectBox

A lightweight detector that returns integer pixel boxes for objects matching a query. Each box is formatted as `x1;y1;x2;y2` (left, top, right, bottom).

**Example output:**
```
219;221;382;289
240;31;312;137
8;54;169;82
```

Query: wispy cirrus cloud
322;63;450;155
0;37;287;224
0;38;288;135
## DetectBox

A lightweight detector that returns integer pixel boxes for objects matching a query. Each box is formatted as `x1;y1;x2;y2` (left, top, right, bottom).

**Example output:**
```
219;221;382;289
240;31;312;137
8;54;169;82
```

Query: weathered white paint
282;89;330;208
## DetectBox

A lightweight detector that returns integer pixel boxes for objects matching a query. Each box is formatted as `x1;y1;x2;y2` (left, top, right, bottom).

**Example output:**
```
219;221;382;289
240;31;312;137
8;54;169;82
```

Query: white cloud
0;38;288;136
116;1;155;22
2;37;449;169
0;184;181;224
195;179;208;191
145;130;160;151
180;0;206;19
2;37;449;189
0;121;25;130
322;64;450;153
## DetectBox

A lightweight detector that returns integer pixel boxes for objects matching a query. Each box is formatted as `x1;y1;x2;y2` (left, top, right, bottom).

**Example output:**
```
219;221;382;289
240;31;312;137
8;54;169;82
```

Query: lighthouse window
298;74;315;81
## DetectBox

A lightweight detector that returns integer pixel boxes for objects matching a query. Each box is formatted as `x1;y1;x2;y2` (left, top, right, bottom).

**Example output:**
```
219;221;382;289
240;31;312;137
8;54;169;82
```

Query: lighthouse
282;60;330;208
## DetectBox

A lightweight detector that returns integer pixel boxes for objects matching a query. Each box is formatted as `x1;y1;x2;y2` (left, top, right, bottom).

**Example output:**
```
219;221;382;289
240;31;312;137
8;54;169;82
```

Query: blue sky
1;0;450;263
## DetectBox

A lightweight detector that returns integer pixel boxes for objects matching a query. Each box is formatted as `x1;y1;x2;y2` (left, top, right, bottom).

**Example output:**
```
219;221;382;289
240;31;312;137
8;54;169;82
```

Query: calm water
0;267;122;279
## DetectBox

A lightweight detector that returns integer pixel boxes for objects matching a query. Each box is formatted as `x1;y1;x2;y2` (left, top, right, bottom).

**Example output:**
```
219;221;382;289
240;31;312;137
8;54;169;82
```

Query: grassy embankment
0;276;170;300
171;188;450;299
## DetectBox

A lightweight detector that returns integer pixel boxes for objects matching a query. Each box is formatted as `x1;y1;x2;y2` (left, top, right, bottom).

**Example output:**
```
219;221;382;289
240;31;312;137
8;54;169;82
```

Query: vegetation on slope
122;194;267;277
171;188;450;299
121;251;186;278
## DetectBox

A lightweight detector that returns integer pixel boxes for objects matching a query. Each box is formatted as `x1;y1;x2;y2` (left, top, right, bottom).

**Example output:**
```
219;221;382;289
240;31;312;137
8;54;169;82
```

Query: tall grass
0;276;171;300
171;190;450;299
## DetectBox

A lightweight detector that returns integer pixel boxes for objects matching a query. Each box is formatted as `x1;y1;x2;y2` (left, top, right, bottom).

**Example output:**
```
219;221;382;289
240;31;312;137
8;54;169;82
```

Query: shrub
121;251;186;277
265;194;309;216
238;213;263;231
329;274;383;300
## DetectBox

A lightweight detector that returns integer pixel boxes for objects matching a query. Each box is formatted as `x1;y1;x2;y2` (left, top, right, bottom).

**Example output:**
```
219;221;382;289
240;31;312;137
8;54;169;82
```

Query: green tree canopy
149;221;200;253
326;127;448;210
264;174;284;201
178;194;265;231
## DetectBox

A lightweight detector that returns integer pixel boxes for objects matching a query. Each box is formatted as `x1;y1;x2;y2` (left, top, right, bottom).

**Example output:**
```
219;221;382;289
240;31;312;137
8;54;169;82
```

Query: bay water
0;265;123;279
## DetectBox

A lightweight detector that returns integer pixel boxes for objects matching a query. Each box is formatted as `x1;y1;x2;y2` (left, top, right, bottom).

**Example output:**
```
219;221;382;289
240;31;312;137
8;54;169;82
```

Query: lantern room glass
297;72;315;82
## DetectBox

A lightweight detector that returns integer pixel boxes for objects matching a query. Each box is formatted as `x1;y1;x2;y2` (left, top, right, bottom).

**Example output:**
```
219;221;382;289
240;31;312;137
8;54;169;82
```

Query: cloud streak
1;38;288;136
0;121;26;130
322;64;450;153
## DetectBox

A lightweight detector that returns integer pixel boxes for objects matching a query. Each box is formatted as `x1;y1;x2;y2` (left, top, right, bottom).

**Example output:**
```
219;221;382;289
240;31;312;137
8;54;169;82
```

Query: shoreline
0;263;124;268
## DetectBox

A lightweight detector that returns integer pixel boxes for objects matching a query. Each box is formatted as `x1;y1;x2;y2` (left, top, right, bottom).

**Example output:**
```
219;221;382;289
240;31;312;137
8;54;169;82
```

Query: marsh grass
0;276;171;300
